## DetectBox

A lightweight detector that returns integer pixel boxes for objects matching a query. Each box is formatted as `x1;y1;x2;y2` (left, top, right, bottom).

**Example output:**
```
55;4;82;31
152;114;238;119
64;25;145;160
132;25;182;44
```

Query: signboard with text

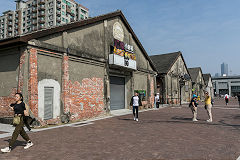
109;39;137;70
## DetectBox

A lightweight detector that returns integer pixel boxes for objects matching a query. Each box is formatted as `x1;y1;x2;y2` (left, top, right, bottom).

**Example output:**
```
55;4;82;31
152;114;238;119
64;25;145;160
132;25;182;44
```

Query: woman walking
205;91;213;122
130;92;142;122
189;95;198;121
1;93;34;153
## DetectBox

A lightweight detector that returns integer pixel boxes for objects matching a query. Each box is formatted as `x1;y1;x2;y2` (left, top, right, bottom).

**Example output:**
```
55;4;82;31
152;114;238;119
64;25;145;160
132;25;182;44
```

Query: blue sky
1;0;240;76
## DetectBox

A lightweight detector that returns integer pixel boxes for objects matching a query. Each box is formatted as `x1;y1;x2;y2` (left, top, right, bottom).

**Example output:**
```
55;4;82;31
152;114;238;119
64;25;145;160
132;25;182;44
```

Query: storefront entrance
110;76;125;110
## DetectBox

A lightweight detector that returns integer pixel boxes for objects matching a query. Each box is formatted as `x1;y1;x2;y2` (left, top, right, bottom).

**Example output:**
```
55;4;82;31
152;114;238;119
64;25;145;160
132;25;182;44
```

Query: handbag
13;116;21;125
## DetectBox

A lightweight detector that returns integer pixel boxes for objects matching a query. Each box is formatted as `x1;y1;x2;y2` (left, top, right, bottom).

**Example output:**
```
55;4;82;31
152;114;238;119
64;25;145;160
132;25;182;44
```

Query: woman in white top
130;92;142;121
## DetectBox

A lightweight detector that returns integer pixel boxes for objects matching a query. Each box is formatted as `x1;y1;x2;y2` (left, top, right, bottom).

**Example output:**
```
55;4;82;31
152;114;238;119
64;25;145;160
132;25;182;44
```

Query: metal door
110;76;125;110
44;87;54;120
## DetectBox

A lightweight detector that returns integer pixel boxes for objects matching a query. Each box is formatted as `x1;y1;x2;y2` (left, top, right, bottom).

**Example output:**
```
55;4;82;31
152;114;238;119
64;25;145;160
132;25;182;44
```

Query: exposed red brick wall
62;54;69;112
17;50;26;92
0;88;16;117
149;77;154;108
28;48;38;117
62;55;104;121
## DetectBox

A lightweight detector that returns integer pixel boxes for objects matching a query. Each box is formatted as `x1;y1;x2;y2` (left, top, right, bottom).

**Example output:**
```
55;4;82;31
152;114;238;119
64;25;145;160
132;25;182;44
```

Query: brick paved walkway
1;100;240;160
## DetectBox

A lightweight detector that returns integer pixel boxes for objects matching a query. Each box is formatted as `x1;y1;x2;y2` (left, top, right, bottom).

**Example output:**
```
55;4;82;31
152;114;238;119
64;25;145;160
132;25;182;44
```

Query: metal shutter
110;76;125;110
44;87;54;120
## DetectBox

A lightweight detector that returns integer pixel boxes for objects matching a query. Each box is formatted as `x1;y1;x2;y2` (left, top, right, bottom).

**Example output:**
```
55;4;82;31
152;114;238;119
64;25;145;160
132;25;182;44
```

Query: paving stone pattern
1;100;240;160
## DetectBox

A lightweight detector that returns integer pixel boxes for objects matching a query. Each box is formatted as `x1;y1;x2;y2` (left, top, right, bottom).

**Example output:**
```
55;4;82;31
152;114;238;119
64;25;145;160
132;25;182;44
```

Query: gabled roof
150;51;186;74
0;10;157;72
203;73;211;84
188;67;203;82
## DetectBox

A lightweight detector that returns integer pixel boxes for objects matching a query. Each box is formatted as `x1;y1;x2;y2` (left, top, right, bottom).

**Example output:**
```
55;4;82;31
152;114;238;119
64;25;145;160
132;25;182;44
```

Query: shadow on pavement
3;139;26;150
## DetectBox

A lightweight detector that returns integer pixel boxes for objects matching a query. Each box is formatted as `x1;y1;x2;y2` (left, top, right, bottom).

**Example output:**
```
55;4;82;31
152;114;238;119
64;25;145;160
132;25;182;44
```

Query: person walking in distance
237;93;240;108
130;92;142;122
189;95;198;121
1;93;34;153
155;93;160;108
205;91;213;122
224;93;229;106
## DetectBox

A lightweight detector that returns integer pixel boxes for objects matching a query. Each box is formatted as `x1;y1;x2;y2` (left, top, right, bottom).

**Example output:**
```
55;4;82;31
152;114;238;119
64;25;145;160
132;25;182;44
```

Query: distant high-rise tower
221;62;228;76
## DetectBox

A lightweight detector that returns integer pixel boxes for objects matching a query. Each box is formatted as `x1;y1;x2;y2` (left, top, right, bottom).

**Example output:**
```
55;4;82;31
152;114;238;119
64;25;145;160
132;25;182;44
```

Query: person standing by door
1;93;34;153
130;92;142;122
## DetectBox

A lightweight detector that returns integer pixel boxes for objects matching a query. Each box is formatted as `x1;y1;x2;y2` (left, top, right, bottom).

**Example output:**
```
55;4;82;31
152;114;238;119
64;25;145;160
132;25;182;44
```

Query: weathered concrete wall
0;47;22;117
133;72;155;108
37;16;154;72
37;53;62;83
134;72;148;93
37;32;63;49
0;48;19;96
68;59;105;82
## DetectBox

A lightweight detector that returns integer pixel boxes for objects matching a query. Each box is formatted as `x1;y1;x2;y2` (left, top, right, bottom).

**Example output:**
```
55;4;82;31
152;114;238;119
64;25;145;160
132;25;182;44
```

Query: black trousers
133;106;139;118
225;99;229;104
23;116;31;131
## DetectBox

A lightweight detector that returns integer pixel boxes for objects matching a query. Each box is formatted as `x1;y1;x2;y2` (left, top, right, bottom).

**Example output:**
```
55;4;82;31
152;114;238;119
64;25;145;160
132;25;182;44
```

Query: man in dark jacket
130;92;142;122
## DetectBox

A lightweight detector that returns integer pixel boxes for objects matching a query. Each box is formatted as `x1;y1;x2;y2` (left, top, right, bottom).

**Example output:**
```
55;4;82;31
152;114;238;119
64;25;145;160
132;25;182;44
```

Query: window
49;15;53;20
40;23;44;26
23;11;25;16
66;1;71;7
48;2;53;7
62;0;66;4
49;21;53;26
80;14;84;20
62;5;65;9
23;23;25;27
23;29;25;32
62;17;65;22
62;11;65;15
81;9;86;14
231;81;240;83
66;19;68;23
23;17;26;21
49;8;53;14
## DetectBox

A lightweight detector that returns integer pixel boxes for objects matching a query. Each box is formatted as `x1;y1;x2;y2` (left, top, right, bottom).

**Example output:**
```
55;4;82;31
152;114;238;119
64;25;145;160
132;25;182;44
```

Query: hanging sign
109;39;136;70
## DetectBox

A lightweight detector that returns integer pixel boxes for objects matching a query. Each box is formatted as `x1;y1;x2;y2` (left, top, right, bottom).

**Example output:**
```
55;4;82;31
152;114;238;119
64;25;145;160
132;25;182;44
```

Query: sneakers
206;119;212;122
133;117;136;121
24;142;34;149
1;147;11;153
136;118;139;122
192;119;198;122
